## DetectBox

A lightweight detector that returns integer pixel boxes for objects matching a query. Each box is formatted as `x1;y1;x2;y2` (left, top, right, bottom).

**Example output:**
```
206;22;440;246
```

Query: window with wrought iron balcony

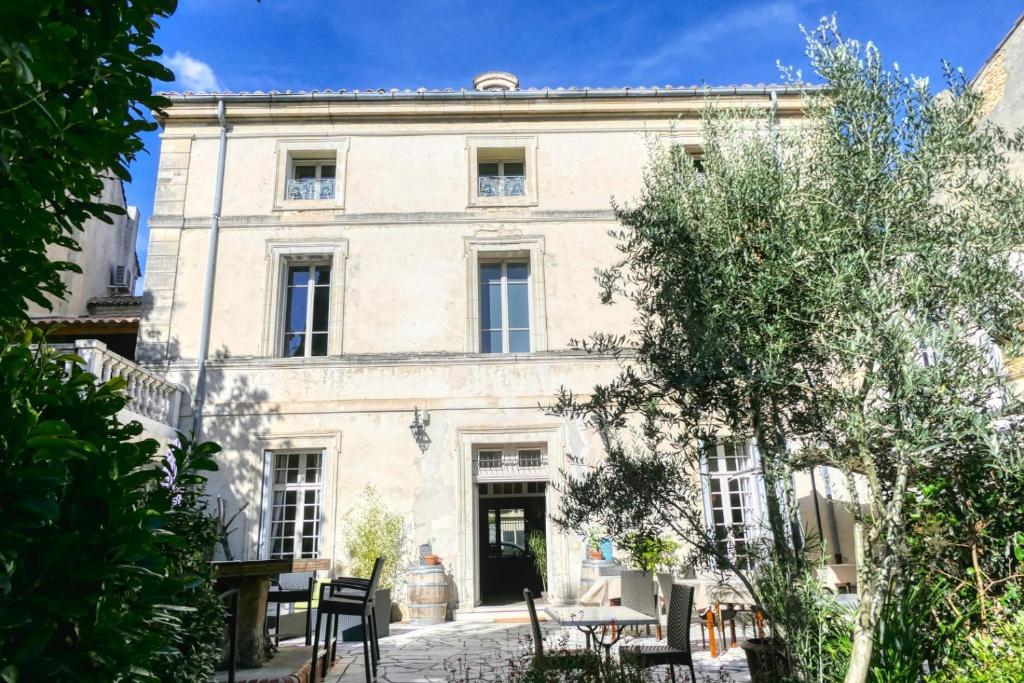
476;145;526;198
286;160;336;200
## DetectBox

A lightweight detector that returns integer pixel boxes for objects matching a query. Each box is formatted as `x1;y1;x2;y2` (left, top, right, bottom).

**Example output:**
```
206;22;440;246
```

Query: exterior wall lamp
409;407;431;452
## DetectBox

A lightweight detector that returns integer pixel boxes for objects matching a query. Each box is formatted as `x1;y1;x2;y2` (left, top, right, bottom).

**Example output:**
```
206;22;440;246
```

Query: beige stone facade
28;176;140;319
141;77;852;612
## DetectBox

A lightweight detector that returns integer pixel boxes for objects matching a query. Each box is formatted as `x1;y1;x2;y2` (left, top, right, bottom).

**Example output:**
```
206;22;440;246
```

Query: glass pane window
477;157;526;197
268;451;323;559
477;450;502;469
479;260;530;354
518;449;542;468
705;441;759;570
282;263;331;357
287;160;336;200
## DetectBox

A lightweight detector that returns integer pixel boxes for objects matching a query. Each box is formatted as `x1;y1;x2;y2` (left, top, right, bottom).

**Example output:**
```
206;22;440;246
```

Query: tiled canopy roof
88;295;142;307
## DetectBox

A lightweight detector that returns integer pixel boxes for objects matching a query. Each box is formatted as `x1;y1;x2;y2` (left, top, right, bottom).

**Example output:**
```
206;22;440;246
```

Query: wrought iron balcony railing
286;178;336;200
473;449;547;479
477;175;526;197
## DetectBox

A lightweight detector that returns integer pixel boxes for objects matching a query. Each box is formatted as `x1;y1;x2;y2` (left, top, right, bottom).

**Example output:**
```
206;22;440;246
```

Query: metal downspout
191;99;230;438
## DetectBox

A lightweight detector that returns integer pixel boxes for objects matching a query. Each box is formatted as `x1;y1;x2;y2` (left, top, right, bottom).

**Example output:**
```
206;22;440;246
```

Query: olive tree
554;17;1024;682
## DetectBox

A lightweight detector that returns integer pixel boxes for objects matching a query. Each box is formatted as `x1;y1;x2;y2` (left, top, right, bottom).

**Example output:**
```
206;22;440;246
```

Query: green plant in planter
527;530;547;593
344;486;410;591
622;533;680;573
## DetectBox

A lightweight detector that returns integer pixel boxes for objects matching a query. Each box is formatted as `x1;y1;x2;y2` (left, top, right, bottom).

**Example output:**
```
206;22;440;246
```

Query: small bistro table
214;558;330;667
544;605;659;658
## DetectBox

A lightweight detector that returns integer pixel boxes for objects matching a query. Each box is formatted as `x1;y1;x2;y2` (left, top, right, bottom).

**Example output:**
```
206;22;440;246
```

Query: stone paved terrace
279;619;751;683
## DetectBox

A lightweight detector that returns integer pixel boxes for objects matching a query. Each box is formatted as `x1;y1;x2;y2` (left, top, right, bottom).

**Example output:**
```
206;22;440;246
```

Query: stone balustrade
66;339;184;428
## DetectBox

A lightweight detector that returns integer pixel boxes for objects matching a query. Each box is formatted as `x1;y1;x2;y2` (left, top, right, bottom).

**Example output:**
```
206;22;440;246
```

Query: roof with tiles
157;82;823;102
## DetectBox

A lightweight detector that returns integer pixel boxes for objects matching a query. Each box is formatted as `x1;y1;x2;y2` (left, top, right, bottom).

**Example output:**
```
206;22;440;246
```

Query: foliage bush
621;533;680;573
0;331;186;682
345;485;410;591
0;0;175;325
148;435;224;683
753;553;853;683
928;613;1024;683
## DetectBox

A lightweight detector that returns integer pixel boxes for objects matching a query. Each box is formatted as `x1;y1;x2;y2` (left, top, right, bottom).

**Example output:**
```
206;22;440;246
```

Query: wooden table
214;558;330;667
545;605;659;658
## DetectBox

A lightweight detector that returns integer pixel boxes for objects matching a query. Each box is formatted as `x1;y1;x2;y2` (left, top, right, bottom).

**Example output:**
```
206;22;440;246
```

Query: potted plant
526;530;548;601
622;532;679;574
342;485;409;640
586;529;604;560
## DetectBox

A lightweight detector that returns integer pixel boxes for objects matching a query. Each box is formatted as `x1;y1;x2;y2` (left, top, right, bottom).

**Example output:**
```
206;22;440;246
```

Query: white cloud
630;1;815;76
161;51;221;92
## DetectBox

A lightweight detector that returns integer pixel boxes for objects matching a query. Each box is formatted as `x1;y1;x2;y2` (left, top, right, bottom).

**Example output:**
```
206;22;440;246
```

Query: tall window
283;263;330;357
479;260;530;353
268;451;323;559
705;441;760;569
287;160;336;200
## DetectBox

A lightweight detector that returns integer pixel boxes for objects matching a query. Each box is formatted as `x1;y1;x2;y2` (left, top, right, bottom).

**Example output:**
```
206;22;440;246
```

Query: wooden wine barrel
408;564;447;625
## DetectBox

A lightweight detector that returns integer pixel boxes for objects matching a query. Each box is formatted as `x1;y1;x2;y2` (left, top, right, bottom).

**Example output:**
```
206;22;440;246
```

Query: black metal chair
311;557;384;683
656;573;706;647
523;588;601;673
621;583;696;683
266;570;316;646
219;588;239;683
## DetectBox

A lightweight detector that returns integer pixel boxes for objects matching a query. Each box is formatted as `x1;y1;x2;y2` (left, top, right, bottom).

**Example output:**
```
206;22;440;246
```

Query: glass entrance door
478;492;546;605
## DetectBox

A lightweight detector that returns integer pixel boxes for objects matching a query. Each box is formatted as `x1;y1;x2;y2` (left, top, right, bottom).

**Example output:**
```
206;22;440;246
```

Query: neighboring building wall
27;176;141;318
141;86;818;608
973;14;1024;385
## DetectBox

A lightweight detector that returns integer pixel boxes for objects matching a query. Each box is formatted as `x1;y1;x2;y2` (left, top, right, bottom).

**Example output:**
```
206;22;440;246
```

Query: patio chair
311;557;384;683
266;570;316;646
657;573;706;647
524;588;601;673
621;570;658;636
218;588;239;683
621;583;696;683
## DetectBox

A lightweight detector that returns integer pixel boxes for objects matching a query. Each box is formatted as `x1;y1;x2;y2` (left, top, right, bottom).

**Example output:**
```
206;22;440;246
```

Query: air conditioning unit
109;265;133;292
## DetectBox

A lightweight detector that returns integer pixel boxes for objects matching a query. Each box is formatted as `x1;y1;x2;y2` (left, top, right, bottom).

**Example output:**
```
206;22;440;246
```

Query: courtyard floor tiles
311;621;751;683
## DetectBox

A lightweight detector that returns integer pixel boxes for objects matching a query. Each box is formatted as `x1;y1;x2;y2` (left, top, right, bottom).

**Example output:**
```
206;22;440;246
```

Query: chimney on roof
472;71;519;92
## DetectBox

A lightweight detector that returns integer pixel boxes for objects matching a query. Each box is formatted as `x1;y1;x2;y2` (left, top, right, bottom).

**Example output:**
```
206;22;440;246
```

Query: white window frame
265;450;325;560
281;261;332;358
464;236;547;353
479;259;531;354
261;240;348;358
273;138;348;211
701;440;763;569
287;159;337;201
466;135;538;208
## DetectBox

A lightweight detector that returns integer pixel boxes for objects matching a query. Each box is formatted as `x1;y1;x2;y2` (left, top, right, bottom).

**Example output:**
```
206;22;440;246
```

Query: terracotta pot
588;549;603;560
422;554;440;566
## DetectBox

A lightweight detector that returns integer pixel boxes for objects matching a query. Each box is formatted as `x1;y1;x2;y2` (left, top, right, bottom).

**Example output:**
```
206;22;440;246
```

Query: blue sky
126;0;1023;271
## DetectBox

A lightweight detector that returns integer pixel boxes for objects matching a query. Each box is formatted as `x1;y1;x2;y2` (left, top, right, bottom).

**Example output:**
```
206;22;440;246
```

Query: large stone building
139;72;857;614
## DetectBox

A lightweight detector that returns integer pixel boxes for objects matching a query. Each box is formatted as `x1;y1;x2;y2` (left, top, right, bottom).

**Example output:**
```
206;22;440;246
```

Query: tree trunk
844;583;876;683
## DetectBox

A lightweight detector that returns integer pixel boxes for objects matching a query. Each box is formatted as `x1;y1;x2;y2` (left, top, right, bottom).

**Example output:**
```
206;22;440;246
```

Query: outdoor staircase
453;601;549;624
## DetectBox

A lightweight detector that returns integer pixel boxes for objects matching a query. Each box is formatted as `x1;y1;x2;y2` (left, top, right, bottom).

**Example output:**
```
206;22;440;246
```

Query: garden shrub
928;612;1024;683
0;330;175;682
148;435;224;683
0;331;223;682
345;485;410;592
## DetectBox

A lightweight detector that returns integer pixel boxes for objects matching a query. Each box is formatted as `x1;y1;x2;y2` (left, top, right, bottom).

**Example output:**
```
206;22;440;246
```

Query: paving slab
275;620;752;682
